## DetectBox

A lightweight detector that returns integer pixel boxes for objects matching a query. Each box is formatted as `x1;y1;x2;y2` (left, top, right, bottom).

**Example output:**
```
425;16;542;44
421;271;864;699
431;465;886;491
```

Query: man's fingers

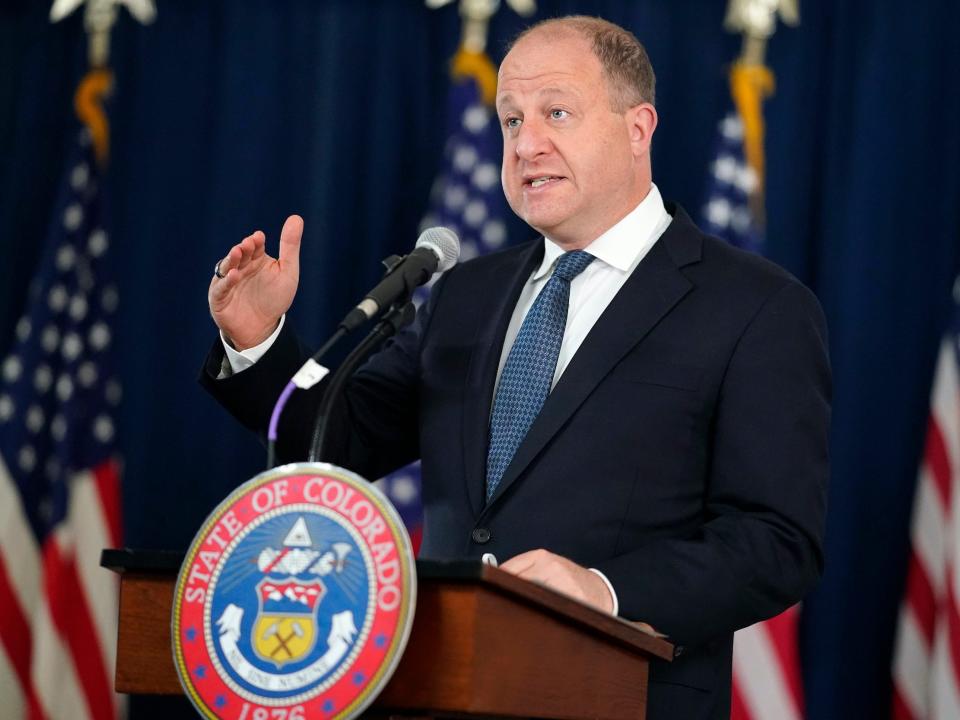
278;215;303;274
214;231;258;278
499;550;542;577
234;232;265;272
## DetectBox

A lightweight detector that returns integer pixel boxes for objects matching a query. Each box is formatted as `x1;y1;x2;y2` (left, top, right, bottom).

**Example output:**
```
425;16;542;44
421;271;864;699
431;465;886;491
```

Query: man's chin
518;208;569;238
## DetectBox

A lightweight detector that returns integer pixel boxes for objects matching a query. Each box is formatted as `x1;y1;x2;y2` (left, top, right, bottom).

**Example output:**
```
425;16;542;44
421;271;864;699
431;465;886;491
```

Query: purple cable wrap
268;380;298;443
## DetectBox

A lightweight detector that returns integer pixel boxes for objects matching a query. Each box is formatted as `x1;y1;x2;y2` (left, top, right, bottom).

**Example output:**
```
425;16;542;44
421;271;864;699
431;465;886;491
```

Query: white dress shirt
494;184;672;392
219;185;673;616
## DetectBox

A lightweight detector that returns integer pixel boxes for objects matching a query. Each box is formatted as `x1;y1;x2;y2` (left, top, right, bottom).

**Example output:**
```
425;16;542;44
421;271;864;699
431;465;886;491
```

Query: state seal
172;462;416;719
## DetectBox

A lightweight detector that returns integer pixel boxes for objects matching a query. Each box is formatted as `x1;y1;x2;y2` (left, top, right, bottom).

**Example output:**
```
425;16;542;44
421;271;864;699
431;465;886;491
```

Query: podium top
101;548;674;661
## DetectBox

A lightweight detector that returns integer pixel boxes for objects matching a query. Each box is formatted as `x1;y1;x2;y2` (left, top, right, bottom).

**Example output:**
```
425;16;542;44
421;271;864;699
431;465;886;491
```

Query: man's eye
550;109;569;120
504;117;521;129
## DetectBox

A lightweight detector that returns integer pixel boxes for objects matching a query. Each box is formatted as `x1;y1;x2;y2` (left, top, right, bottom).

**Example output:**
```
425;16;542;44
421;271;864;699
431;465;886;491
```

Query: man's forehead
496;34;601;106
495;83;583;109
498;30;596;78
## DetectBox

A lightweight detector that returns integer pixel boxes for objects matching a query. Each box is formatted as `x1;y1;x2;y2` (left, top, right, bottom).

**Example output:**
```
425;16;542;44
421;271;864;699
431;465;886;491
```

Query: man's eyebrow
538;86;581;101
496;94;517;113
496;86;582;112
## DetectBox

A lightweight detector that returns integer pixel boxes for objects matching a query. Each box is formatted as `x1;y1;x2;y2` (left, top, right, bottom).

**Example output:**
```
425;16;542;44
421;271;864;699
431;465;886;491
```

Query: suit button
471;528;491;544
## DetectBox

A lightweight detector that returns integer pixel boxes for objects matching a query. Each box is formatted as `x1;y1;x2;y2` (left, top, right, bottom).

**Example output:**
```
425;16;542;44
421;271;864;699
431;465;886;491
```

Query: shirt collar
532;183;668;280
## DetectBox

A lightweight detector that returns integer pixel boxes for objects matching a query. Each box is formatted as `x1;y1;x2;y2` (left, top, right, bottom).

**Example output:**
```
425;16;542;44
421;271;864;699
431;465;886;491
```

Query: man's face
496;32;644;248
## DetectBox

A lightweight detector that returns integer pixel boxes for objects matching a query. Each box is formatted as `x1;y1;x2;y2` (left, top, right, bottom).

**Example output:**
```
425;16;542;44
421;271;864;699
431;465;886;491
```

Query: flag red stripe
946;569;960;692
409;525;422;557
0;552;47;720
891;686;916;720
763;608;805;712
41;540;114;720
92;460;122;548
925;417;952;506
905;549;937;646
730;673;751;720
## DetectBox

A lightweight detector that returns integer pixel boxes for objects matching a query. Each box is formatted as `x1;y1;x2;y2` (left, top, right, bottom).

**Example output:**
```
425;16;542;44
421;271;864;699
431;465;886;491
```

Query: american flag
702;110;763;254
0;126;123;719
701;109;805;720
892;281;960;719
376;49;510;553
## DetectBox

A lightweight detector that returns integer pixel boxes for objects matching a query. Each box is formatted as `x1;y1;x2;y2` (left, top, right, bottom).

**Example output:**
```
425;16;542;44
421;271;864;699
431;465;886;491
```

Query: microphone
339;227;460;331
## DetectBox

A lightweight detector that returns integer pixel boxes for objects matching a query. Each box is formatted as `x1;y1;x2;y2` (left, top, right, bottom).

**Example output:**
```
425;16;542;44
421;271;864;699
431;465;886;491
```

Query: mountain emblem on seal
214;515;361;683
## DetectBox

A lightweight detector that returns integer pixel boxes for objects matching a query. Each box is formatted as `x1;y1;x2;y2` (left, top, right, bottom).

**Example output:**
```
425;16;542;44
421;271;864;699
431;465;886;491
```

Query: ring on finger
214;259;227;279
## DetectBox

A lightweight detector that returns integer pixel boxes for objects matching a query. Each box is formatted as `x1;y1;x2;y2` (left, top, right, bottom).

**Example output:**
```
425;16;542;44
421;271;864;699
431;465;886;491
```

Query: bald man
203;16;829;719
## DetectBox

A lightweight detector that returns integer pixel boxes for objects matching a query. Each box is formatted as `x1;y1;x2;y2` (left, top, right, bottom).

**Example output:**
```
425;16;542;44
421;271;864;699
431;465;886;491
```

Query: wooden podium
102;550;673;719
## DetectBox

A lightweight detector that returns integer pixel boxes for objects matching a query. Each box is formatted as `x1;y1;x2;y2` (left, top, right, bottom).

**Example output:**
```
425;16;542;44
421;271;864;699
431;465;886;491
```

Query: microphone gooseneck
265;228;460;469
308;302;417;463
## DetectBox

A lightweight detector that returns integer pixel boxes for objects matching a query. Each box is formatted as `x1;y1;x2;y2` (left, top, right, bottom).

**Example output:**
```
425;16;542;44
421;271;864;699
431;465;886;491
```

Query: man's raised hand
208;215;303;350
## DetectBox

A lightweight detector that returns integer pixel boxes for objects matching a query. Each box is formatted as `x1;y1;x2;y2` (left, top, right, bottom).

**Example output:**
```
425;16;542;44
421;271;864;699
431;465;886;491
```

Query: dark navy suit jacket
202;205;831;719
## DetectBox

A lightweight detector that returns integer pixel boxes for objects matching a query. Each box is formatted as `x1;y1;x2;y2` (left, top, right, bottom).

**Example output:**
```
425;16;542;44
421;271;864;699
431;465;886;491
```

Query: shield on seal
252;578;326;668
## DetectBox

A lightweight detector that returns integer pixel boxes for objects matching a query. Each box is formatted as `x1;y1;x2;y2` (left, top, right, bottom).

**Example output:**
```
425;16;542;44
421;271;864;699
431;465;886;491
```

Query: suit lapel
483;212;701;511
460;241;545;518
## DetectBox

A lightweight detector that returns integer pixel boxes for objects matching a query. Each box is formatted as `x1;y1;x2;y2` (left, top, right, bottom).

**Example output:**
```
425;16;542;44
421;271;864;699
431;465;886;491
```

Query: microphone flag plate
172;462;417;720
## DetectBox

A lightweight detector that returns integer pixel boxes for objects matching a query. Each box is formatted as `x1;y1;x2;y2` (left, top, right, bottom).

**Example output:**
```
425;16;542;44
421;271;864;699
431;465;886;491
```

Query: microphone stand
265;252;413;470
307;301;417;463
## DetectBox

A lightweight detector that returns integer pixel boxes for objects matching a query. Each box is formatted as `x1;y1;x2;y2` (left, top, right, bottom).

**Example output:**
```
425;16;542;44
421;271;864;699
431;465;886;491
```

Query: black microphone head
416;227;460;273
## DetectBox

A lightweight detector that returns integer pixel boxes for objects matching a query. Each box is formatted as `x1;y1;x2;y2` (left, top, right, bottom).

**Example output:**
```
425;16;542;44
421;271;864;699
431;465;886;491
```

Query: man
203;16;829;719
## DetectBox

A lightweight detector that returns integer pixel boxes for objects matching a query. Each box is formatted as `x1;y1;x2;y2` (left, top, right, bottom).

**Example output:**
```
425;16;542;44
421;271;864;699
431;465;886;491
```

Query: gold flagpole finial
50;0;156;166
724;0;799;66
426;0;536;54
50;0;156;69
722;1;799;194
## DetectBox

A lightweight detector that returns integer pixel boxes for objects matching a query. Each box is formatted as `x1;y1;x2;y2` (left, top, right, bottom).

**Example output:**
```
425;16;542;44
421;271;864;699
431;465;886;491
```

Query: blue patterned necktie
485;250;596;502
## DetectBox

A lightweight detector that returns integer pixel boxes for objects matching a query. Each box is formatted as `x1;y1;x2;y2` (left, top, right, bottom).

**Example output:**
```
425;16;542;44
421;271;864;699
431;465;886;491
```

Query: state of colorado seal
172;463;416;720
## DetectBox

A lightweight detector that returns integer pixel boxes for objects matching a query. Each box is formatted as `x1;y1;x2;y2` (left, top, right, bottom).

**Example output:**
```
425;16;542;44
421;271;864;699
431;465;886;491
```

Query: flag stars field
41;324;60;352
70;163;89;191
481;220;507;248
463;104;489;133
63;202;84;231
443;184;468;210
56;245;77;272
3;356;22;383
25;406;44;433
464;199;487;228
89;322;110;351
0;394;14;422
88;229;108;257
34;365;53;393
48;284;69;312
471;162;499;191
69;295;89;322
16;317;31;342
453;144;479;171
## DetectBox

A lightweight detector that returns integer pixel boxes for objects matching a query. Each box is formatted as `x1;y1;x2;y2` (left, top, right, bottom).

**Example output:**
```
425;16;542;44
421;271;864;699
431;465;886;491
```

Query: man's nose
515;118;552;160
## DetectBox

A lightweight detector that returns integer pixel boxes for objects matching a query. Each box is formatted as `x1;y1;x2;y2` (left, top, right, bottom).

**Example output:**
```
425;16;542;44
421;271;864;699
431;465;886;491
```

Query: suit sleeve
593;280;830;647
199;273;451;478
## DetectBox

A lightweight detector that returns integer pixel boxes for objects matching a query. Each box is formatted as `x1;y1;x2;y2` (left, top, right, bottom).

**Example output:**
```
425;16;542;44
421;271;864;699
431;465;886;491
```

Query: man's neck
546;182;655;251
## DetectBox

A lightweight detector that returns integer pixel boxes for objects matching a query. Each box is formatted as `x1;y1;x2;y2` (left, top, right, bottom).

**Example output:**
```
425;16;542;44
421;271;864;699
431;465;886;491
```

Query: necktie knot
552;250;595;282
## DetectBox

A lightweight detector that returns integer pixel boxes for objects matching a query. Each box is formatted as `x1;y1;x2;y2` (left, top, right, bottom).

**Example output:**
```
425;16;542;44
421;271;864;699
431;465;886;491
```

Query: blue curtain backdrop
2;1;959;718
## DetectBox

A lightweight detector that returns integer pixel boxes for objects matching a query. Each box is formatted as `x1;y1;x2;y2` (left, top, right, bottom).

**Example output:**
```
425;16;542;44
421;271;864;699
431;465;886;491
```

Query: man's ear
626;103;658;158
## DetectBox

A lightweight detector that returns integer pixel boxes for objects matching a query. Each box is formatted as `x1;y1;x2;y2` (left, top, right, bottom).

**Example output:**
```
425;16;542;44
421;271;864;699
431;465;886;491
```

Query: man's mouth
525;176;563;188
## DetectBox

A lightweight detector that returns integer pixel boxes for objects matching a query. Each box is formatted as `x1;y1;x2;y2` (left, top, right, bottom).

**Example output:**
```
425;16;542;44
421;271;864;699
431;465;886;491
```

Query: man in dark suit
203;16;829;719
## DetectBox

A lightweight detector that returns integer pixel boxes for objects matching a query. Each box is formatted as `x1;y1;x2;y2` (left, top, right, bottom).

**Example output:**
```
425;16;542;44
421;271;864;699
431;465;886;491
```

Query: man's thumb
278;214;303;272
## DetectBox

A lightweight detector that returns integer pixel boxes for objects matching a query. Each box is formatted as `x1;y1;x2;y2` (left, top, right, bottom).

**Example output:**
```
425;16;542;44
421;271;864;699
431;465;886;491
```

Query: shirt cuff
219;316;286;378
588;567;619;616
